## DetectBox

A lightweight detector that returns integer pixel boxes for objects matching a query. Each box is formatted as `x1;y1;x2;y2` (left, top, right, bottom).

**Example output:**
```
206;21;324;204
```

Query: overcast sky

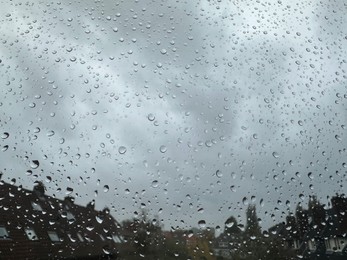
1;0;347;232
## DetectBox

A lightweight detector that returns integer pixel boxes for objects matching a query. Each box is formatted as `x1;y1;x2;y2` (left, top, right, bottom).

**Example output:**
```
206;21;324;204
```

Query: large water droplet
272;152;280;158
118;146;127;154
1;132;9;139
151;180;159;188
159;145;167;153
30;160;40;169
198;220;206;228
147;113;155;121
47;131;55;137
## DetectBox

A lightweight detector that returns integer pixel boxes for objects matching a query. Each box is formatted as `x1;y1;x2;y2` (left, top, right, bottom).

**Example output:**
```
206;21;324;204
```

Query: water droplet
242;197;249;206
112;27;118;32
1;132;9;139
26;170;33;176
151;180;159;188
198;220;206;228
30;160;40;169
1;145;9;152
103;185;109;193
66;187;73;195
47;131;55;137
118;146;127;154
225;221;234;228
96;215;104;224
160;48;167;54
147;113;155;121
159;145;167;153
215;170;222;178
308;172;313;180
272;152;280;158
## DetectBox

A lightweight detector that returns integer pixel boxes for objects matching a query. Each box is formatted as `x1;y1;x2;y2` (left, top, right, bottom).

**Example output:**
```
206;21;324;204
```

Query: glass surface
47;231;60;242
0;227;9;239
25;228;38;241
0;0;347;259
31;201;43;211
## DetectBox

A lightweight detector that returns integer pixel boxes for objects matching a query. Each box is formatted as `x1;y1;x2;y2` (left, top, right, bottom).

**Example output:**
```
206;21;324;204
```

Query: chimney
86;199;95;210
64;196;75;208
33;181;45;197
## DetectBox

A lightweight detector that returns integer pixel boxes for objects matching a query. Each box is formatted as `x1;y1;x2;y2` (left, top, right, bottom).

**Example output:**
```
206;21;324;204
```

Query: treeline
115;206;294;260
115;194;347;259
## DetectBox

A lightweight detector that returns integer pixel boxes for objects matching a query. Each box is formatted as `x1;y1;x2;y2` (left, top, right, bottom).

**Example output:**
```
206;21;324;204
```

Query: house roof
0;180;122;259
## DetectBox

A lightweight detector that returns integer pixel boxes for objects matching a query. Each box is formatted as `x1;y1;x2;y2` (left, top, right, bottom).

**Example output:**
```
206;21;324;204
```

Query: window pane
31;202;43;211
1;0;347;259
0;227;9;239
47;231;60;242
25;228;38;241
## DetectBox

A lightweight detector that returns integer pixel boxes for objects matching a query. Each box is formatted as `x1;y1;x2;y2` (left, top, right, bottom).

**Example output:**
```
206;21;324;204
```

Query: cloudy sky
1;0;347;232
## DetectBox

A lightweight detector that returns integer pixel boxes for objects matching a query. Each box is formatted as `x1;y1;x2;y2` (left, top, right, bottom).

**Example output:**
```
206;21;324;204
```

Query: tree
224;216;241;235
245;204;261;237
119;210;165;259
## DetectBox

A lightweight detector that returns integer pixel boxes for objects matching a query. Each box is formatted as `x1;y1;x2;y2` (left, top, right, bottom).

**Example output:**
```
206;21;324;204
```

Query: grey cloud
1;0;347;232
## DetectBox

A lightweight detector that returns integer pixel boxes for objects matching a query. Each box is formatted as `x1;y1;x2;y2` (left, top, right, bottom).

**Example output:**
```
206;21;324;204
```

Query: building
269;195;347;260
0;180;122;259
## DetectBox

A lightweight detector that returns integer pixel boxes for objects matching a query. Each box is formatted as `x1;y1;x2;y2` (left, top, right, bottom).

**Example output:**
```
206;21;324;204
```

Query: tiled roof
0;181;122;259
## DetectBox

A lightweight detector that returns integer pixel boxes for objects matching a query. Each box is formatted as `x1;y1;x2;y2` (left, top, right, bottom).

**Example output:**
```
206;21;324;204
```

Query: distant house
0;180;122;259
269;195;347;260
213;233;233;259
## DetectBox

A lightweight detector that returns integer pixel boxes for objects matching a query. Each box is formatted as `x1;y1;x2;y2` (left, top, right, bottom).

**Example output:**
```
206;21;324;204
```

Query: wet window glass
1;0;347;259
31;201;43;211
25;228;38;241
47;231;60;242
0;227;9;240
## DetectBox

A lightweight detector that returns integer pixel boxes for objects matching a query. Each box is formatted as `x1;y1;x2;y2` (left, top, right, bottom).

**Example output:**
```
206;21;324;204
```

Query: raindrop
118;146;127;154
66;187;73;195
159;145;167;153
198;220;206;228
1;132;9;139
1;145;9;152
215;170;223;178
147;113;155;121
96;215;104;224
272;152;280;158
308;172;313;180
112;27;118;32
103;185;109;193
151;180;159;188
242;197;249;206
30;160;40;169
225;221;234;228
47;131;55;137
